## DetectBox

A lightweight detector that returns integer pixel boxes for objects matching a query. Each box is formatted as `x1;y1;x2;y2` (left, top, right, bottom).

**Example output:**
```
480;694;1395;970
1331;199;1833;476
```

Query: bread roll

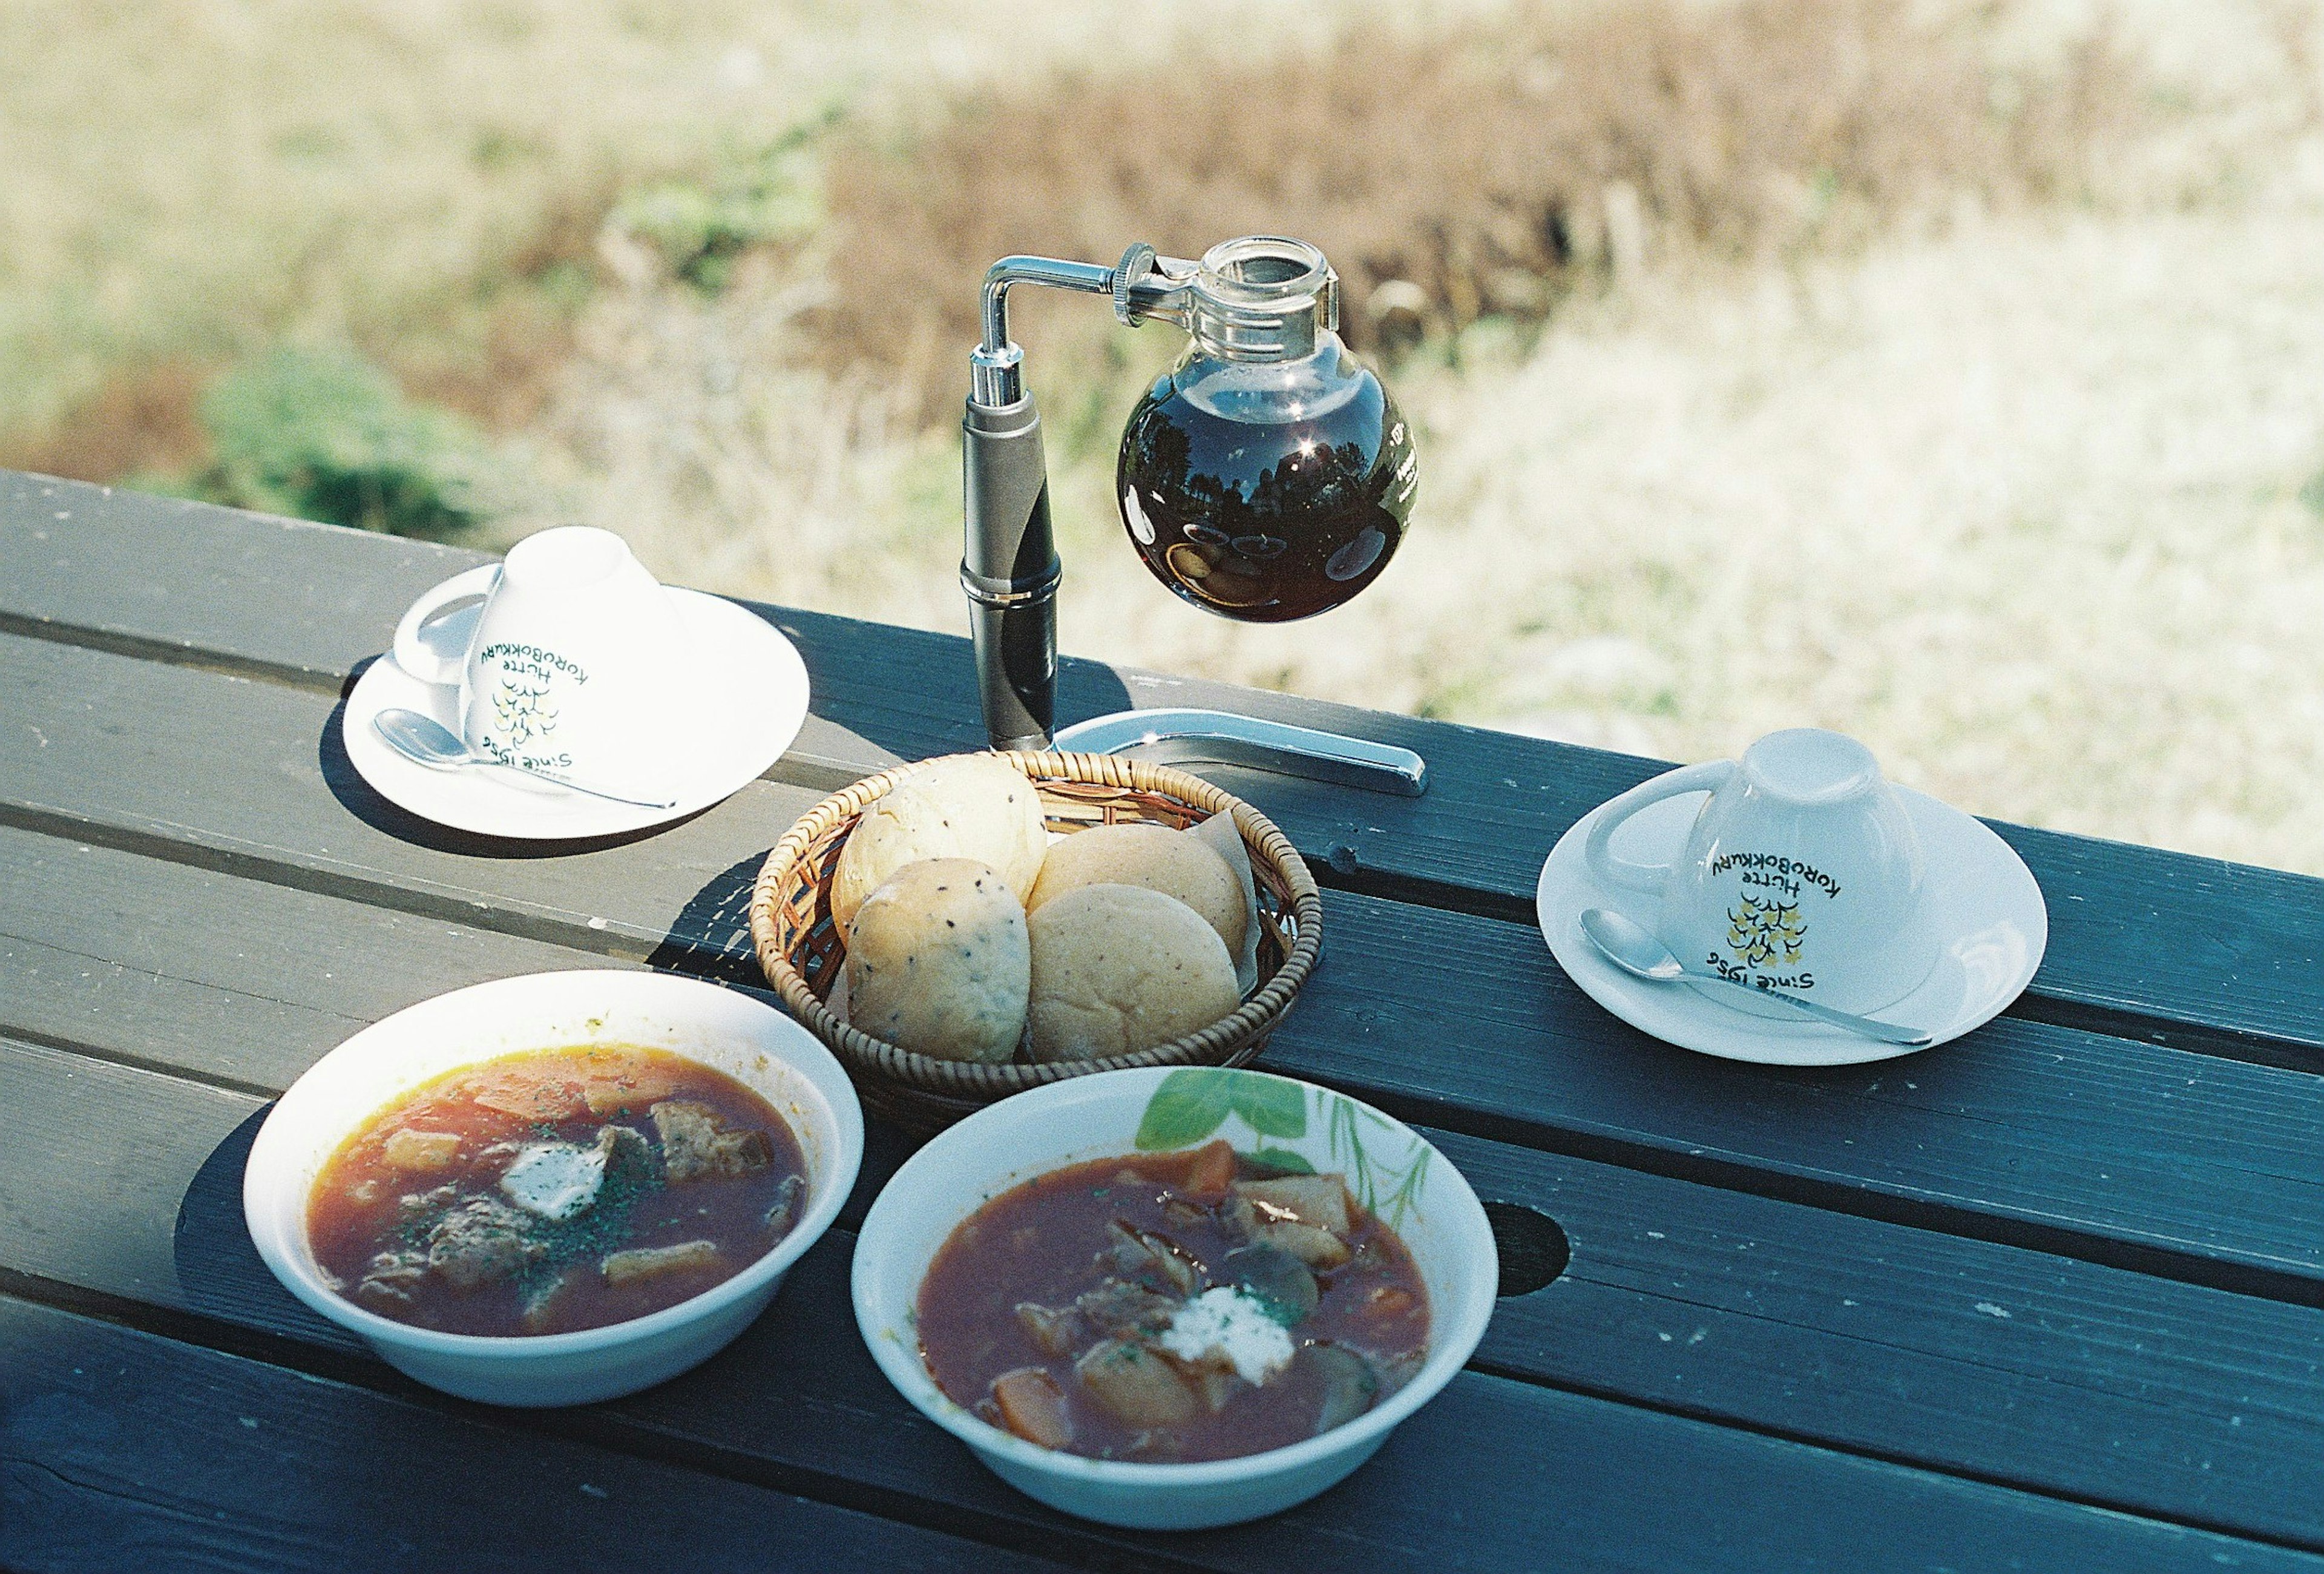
847;858;1029;1064
1028;822;1249;958
1026;884;1242;1064
831;756;1047;930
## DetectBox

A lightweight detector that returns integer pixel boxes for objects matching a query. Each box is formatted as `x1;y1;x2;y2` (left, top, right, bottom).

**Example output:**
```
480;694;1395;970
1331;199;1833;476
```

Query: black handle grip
962;394;1060;749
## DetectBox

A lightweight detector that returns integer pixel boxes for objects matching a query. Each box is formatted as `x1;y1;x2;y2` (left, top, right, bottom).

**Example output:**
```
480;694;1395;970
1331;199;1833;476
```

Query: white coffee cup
1583;728;1940;1015
390;527;697;798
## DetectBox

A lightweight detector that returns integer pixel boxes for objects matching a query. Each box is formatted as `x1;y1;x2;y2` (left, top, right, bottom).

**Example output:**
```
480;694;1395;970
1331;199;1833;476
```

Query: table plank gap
0;797;680;968
0;1020;284;1102
1302;858;2324;1079
0;605;350;698
1330;1062;2324;1311
2006;991;2324;1076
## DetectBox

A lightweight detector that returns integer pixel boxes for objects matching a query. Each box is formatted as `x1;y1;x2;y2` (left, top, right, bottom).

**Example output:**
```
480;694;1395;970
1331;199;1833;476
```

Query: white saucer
1536;779;2047;1065
343;584;809;840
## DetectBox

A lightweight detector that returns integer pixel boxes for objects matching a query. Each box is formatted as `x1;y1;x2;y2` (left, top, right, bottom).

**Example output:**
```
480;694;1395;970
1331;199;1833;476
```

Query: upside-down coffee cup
1582;728;1940;1015
390;527;697;799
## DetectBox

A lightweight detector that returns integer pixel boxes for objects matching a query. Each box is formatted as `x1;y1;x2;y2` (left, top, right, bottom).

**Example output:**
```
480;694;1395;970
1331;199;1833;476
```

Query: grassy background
8;0;2324;872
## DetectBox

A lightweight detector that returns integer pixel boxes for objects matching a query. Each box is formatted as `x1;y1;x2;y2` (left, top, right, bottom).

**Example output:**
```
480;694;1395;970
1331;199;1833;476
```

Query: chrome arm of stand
1048;709;1427;797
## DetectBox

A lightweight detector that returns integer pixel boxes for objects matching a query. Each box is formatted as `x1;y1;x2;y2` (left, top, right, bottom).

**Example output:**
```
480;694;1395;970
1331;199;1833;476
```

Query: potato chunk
471;1076;585;1122
582;1070;679;1118
1232;1175;1351;1236
1014;1302;1082;1358
602;1239;721;1287
1251;1220;1350;1269
990;1367;1073;1450
1074;1338;1196;1427
381;1128;460;1171
1227;1174;1356;1268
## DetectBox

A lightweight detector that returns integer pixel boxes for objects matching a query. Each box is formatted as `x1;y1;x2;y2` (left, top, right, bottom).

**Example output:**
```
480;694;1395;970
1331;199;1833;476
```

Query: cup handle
390;564;500;687
1581;760;1736;896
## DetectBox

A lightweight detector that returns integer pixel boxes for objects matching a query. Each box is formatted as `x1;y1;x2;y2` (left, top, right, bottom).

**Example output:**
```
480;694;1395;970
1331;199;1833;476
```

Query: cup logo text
476;642;588;774
1708;851;1840;901
1708;851;1842;993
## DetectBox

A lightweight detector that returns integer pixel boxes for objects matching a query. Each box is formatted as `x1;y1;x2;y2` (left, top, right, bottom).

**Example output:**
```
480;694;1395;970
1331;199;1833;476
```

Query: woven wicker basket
748;751;1322;1132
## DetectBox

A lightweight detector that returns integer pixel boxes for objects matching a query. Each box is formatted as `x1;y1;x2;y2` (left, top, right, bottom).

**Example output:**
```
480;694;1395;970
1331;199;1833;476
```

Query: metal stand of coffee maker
959;240;1429;797
1050;708;1425;795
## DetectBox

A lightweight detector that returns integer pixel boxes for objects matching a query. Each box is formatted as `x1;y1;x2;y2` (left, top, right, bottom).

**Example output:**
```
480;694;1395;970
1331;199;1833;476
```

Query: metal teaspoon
1578;906;1934;1047
372;708;679;811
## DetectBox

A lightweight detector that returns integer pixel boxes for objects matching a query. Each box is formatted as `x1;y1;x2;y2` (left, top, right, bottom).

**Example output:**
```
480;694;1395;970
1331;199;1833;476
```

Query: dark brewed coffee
1117;353;1416;623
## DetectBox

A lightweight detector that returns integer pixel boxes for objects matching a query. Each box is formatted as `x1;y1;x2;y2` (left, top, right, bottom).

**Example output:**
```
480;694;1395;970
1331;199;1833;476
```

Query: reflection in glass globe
1117;332;1417;624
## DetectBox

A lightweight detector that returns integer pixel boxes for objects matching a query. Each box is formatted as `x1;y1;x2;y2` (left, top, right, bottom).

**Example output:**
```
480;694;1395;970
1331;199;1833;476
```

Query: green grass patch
171;348;509;540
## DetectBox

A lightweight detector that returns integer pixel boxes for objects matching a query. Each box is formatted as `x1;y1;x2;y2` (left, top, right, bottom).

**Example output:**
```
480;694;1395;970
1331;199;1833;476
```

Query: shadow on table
172;1105;364;1355
316;658;720;860
738;601;1139;763
645;850;775;987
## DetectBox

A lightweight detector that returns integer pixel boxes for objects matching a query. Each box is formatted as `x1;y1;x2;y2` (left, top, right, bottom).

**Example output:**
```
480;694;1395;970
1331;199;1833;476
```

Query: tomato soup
916;1141;1429;1463
308;1045;807;1337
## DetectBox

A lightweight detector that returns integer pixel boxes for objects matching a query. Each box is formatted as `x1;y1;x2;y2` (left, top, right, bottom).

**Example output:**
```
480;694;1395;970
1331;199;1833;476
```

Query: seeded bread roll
847;858;1029;1064
1028;822;1249;958
1025;884;1242;1064
830;756;1048;931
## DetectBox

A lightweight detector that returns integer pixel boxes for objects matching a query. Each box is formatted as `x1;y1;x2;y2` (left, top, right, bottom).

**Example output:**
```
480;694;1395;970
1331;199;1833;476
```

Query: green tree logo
1727;895;1806;968
491;673;559;747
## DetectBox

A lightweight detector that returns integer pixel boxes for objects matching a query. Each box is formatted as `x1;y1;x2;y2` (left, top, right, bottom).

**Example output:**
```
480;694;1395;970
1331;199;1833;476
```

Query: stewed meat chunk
426;1196;547;1291
652;1099;774;1182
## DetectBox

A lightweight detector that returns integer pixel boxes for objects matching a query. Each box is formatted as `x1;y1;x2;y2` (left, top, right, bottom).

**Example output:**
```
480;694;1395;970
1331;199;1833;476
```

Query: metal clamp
1113;242;1159;327
1048;708;1427;796
959;558;1062;608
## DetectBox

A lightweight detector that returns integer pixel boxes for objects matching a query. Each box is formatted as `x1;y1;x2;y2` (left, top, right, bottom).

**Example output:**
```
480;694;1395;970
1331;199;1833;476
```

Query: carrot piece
1184;1139;1236;1198
1368;1286;1417;1320
990;1368;1073;1451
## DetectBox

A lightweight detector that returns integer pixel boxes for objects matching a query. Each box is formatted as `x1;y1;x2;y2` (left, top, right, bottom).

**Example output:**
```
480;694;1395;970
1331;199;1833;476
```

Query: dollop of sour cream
499;1142;607;1220
1158;1286;1295;1385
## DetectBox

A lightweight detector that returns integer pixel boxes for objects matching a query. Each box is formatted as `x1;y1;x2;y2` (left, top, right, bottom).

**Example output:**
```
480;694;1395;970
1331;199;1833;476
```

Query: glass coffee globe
1116;238;1418;623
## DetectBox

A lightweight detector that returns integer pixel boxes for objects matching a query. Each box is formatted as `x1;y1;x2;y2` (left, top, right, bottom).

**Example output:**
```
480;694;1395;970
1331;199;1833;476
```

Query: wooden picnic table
4;466;2324;1572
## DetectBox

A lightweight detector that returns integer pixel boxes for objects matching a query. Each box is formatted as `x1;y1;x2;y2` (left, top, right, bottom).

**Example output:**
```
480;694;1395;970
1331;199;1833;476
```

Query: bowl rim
243;968;865;1358
851;1065;1498;1486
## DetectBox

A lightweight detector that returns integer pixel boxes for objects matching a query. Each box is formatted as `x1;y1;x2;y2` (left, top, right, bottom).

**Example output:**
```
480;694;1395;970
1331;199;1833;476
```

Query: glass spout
1185;235;1339;362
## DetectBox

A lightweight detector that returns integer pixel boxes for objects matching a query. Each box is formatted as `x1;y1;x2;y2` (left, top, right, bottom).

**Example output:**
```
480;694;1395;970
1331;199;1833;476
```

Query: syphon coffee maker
960;235;1428;794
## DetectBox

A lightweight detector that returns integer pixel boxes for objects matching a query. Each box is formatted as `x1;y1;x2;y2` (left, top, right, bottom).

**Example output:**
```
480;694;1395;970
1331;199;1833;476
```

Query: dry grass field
8;0;2324;871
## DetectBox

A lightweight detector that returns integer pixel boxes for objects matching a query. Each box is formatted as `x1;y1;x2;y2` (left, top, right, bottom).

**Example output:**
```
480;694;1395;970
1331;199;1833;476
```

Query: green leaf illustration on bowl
1326;1092;1429;1229
1133;1067;1307;1149
1132;1069;1428;1228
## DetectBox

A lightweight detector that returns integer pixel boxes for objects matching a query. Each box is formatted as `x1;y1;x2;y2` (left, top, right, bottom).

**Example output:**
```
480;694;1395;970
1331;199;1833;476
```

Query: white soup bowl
852;1065;1497;1529
244;969;863;1406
